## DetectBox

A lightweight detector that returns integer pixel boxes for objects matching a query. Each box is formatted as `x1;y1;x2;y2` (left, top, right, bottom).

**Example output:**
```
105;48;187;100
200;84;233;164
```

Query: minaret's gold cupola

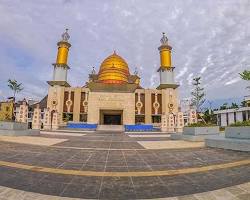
56;29;71;65
158;32;172;69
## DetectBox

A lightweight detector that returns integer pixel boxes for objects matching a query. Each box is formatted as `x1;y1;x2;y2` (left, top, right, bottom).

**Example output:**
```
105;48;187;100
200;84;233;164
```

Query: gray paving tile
99;177;136;200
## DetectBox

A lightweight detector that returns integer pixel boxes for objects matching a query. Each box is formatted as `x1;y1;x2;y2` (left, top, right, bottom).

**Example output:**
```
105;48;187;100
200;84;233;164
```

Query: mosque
44;29;180;128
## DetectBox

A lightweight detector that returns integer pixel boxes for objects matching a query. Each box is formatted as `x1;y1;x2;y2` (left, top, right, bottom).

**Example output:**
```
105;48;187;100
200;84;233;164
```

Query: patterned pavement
0;131;249;199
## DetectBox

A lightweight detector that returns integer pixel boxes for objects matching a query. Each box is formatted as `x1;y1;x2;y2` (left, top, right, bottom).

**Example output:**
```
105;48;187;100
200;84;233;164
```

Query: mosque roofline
47;81;71;87
156;83;179;90
87;82;141;93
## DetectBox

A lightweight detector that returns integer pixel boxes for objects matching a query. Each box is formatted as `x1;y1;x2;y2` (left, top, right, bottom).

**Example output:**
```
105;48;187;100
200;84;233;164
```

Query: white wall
236;112;243;122
228;112;234;125
53;67;67;81
220;114;227;127
160;70;175;84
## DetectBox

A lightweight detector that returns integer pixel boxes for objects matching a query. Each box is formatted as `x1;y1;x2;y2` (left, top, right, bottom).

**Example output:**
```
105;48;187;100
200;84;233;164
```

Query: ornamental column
157;33;180;130
32;104;41;129
47;29;71;87
157;33;179;89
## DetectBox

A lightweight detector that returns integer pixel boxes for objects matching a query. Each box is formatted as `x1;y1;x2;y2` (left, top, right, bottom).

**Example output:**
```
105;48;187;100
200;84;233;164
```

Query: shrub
229;120;250;127
186;122;217;127
219;127;225;132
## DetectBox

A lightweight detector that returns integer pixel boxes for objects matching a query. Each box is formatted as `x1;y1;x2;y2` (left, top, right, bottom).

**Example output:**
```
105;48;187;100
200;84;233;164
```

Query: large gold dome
98;51;130;84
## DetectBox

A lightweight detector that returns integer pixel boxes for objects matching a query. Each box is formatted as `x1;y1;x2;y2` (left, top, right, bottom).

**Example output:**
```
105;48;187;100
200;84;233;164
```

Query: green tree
219;103;228;110
240;70;250;89
7;79;23;100
241;101;246;107
7;79;23;121
203;109;216;124
191;77;206;113
230;102;239;109
239;70;250;80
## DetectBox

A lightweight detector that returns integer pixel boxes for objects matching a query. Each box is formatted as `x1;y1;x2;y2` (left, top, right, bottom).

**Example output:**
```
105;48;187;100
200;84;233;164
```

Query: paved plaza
0;131;249;199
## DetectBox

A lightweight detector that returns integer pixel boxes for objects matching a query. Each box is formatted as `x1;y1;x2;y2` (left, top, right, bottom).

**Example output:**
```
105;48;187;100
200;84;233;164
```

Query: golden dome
98;51;130;84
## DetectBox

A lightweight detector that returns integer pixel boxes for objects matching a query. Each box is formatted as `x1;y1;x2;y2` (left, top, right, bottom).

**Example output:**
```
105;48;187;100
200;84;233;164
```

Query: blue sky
0;0;249;107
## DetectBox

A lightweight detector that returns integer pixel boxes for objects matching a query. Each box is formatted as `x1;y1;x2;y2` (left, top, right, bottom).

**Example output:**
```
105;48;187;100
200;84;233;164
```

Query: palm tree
220;103;228;110
7;79;23;101
7;79;23;120
230;102;239;109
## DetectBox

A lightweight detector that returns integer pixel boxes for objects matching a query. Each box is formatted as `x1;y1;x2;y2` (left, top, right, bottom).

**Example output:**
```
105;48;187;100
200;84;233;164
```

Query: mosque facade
43;30;185;129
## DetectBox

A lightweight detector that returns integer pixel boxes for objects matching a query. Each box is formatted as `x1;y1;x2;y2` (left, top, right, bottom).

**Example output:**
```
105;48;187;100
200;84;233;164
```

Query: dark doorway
100;110;123;125
104;114;121;125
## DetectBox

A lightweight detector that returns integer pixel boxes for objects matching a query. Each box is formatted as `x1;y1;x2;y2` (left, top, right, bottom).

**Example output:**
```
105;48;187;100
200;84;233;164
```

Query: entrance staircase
97;125;124;132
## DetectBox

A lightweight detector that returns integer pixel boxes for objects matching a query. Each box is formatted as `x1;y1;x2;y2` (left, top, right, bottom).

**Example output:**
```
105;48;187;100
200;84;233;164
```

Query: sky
0;0;249;107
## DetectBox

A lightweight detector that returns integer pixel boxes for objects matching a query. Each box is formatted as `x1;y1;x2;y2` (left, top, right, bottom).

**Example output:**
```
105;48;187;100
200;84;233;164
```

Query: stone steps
97;125;124;132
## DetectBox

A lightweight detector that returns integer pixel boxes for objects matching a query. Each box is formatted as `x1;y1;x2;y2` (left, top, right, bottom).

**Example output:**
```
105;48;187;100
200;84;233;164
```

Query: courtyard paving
0;131;249;199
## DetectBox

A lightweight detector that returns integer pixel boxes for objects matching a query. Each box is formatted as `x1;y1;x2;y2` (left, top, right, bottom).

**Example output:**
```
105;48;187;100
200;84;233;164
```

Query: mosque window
80;114;87;122
63;113;73;122
152;115;161;123
135;115;145;124
28;112;32;119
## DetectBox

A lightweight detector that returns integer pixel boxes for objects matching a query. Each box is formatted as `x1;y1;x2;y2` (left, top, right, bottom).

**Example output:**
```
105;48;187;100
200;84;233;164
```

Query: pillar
32;105;41;129
43;108;51;130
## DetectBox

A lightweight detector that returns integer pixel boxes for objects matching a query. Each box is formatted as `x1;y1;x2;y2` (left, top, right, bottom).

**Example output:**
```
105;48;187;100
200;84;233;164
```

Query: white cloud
187;73;194;86
176;66;188;79
121;10;133;17
225;77;241;85
150;73;158;88
0;0;249;101
200;66;207;74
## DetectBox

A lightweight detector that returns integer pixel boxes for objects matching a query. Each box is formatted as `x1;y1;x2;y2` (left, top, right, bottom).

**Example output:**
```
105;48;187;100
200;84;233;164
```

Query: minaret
47;29;71;87
157;33;179;89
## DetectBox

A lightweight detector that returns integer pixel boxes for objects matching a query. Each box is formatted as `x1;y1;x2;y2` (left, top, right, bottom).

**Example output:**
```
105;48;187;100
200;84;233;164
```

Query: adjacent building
14;97;47;128
214;96;250;127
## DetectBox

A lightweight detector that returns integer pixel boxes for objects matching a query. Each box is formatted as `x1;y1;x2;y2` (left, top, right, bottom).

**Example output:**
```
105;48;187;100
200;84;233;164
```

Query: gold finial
113;50;117;55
